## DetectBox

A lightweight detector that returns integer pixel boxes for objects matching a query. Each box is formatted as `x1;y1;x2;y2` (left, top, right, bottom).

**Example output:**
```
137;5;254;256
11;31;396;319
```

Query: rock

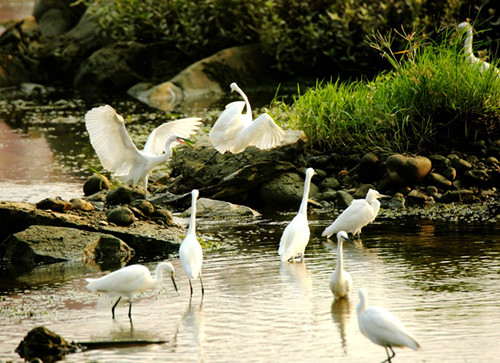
106;186;134;205
463;169;490;186
426;173;453;189
442;167;457;181
16;326;79;362
259;172;319;207
4;225;125;267
129;44;277;111
318;189;337;202
70;198;94;212
36;197;72;212
406;189;428;206
83;173;111;196
386;154;432;186
448;154;472;172
319;177;341;191
387;192;405;209
182;197;261;218
336;190;354;209
352;184;376;199
428;154;451;171
151;208;175;226
441;189;476;203
358;152;381;182
83;235;134;262
307;155;330;168
130;199;155;216
106;206;136;226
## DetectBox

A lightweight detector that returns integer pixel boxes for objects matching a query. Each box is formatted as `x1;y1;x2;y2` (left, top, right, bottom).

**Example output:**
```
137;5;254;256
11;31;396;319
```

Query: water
1;215;499;362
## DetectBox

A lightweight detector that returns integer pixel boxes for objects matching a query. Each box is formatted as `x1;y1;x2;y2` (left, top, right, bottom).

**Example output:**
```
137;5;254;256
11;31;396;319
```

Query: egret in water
329;231;355;299
179;189;204;299
85;105;201;198
357;288;421;362
86;262;178;320
322;188;387;239
209;82;284;154
278;168;316;262
457;21;500;77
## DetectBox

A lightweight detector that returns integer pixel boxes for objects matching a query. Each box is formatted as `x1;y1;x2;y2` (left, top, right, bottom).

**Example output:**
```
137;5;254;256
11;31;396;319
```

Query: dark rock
182;198;261;218
387;192;405;209
106;206;136;226
463;169;490;186
16;326;79;362
83;235;134;262
358;152;381;182
352;184;376;199
259;172;319;207
448;154;472;172
336;190;354;208
428;154;451;171
319;177;341;191
406;189;428;206
442;167;457;181
318;189;337;202
485;156;499;166
386;154;432;186
130;199;155;216
426;173;453;189
36;198;72;212
4;225;119;267
307;155;330;168
441;189;476;203
106;186;134;205
152;208;175;226
83;173;111;196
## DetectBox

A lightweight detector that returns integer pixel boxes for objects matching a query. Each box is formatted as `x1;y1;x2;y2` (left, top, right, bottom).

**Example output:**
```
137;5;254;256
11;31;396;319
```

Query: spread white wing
143;117;202;155
84;105;143;176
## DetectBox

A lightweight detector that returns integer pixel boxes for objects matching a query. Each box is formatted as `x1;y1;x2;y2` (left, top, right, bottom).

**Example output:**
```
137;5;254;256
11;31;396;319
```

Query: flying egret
278;168;316;262
322;188;388;239
357;288;421;362
209;82;284;154
86;262;178;320
179;189;204;299
85;105;201;198
457;21;500;77
329;231;355;299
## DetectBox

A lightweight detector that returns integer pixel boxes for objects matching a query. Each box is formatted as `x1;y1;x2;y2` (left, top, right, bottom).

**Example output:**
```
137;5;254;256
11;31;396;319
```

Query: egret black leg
189;279;194;298
207;150;218;163
200;275;205;300
112;297;122;319
382;345;395;363
128;299;133;320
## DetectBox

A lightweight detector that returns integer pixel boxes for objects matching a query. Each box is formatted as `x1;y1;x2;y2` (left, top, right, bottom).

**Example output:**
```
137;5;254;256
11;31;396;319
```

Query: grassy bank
270;31;500;154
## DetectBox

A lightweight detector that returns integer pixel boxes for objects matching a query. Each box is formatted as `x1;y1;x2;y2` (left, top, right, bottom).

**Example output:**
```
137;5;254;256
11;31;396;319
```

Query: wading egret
86;262;178;320
209;82;284;154
85;105;201;197
278;168;316;262
179;189;204;299
457;21;500;77
322;189;387;239
329;231;355;299
357;288;421;362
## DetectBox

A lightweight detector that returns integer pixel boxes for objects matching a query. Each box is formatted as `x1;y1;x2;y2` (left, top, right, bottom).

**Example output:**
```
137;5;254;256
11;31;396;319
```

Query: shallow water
1;215;499;362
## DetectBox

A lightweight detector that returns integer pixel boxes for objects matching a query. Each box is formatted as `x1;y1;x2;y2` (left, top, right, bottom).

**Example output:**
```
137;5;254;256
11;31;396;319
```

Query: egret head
305;167;316;178
159;262;178;293
192;189;199;200
366;189;389;202
337;230;355;245
229;82;238;92
457;21;471;33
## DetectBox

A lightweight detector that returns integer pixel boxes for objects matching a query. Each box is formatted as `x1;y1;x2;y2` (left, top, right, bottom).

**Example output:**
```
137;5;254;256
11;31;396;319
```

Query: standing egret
322;188;387;239
457;21;500;77
278;168;316;262
209;82;284;154
357;288;421;362
329;231;355;299
179;189;204;299
86;262;178;320
85;105;201;198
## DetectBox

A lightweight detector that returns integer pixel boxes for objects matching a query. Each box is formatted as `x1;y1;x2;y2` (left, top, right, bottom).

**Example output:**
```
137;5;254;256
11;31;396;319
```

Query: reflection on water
0;216;499;362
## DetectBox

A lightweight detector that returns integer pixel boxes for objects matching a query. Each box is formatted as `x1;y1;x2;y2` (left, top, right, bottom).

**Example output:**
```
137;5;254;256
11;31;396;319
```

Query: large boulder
3;225;132;269
259;171;319;207
181;198;261;218
386;154;432;186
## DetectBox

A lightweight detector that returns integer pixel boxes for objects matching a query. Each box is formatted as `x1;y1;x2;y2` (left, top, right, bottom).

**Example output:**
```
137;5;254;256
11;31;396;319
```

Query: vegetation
269;30;500;153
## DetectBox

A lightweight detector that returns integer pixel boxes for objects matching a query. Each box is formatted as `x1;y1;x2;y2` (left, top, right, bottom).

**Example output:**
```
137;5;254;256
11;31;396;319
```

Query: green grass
270;31;500;154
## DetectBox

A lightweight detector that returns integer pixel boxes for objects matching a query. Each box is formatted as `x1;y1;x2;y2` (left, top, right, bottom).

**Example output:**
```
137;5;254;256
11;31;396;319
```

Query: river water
0;82;499;361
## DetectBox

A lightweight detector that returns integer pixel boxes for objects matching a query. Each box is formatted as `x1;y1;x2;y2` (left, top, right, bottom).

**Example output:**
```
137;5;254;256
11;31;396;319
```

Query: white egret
329;231;355;299
86;262;178;319
357;288;421;362
209;82;284;154
85;105;201;197
179;189;204;299
278;168;316;262
457;21;500;77
322;188;387;239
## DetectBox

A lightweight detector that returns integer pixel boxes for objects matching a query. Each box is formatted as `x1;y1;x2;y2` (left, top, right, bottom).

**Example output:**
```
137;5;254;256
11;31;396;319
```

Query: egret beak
341;235;355;246
171;274;179;294
176;137;194;147
378;193;391;199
